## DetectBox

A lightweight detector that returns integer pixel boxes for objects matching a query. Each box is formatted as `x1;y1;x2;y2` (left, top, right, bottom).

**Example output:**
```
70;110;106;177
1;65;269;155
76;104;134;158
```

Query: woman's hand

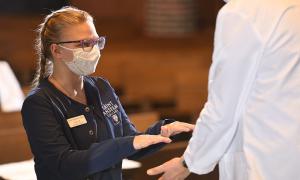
160;121;195;137
133;135;172;150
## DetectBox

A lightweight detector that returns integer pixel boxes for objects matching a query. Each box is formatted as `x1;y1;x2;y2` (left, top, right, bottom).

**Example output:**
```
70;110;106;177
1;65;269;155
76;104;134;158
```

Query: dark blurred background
0;0;224;179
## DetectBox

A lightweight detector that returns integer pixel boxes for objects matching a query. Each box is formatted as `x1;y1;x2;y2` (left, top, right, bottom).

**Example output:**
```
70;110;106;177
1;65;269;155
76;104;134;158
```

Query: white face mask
59;45;101;76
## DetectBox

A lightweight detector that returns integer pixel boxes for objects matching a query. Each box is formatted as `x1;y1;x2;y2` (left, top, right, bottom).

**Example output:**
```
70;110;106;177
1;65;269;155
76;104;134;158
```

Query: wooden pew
128;111;159;132
121;52;206;103
175;68;209;117
0;112;32;164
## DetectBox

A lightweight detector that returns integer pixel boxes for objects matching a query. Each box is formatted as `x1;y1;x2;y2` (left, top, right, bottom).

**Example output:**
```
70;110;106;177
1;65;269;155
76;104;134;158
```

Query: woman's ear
50;44;62;60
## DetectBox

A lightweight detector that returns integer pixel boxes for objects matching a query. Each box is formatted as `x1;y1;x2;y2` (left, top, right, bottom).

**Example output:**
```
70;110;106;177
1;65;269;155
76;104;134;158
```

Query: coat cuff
116;136;137;157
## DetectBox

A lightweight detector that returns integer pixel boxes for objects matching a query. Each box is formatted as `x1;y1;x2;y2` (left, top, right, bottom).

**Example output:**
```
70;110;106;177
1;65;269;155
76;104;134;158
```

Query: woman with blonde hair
21;6;194;180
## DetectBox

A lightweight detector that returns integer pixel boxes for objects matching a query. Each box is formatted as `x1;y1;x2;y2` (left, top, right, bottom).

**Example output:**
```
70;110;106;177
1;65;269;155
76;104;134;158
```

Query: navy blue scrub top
21;76;173;180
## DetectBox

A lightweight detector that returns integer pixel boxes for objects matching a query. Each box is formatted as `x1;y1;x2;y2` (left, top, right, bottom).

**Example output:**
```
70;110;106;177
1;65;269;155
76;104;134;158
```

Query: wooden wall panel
71;0;141;19
71;0;224;27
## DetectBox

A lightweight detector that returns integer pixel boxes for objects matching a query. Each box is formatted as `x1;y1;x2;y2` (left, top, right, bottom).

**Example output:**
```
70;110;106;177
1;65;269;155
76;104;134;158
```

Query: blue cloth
21;76;173;180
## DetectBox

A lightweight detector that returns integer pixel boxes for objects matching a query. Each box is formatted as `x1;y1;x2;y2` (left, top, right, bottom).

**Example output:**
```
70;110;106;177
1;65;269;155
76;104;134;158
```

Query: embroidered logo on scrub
102;101;120;124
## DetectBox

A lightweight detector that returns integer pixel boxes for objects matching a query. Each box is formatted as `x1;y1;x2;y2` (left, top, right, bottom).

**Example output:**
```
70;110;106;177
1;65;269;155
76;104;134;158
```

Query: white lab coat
183;0;300;180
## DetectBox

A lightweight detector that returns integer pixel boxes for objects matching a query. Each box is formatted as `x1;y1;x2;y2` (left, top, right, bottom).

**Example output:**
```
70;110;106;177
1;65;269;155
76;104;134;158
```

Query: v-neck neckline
46;76;90;107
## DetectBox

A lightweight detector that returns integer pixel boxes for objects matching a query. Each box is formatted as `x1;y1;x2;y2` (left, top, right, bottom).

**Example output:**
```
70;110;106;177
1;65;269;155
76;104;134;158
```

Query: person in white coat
147;0;300;179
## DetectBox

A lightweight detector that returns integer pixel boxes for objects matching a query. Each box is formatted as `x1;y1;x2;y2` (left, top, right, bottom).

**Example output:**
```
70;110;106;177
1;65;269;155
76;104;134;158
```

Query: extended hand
147;157;190;180
160;121;195;137
133;135;172;150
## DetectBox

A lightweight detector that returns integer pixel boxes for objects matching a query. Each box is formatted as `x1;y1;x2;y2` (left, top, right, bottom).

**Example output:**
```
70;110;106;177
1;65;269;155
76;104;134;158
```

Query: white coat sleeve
183;9;263;174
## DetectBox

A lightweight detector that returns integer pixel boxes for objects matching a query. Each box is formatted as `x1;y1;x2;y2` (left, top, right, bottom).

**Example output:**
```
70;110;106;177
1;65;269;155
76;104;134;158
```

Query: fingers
147;164;165;175
148;157;190;180
152;135;172;144
161;122;195;137
133;135;172;150
175;122;195;130
161;126;171;137
176;126;192;132
171;127;191;136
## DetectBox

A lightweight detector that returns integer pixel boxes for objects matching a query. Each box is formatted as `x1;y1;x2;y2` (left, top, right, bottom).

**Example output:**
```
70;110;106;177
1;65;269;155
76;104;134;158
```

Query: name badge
67;115;87;128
